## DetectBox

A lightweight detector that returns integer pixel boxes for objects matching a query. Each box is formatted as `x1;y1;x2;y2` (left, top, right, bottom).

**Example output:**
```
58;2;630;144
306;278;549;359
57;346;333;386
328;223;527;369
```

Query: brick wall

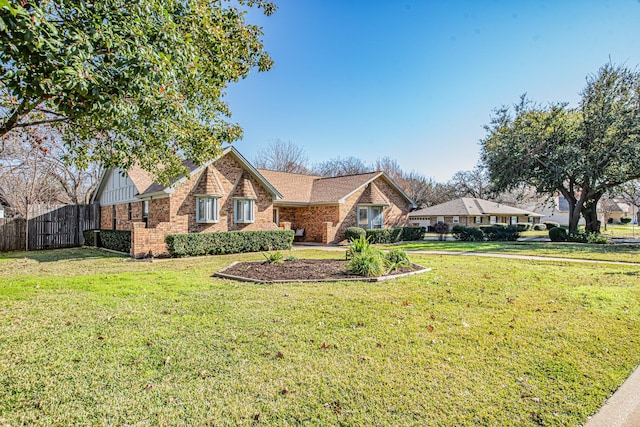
278;205;340;243
100;201;144;230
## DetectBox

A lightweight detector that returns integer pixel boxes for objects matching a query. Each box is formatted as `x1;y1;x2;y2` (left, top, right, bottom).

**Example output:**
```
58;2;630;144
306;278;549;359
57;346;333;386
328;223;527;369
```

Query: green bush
494;222;508;228
364;226;426;244
620;216;633;224
99;230;131;253
432;222;449;241
345;227;366;241
567;230;609;244
165;230;294;257
401;226;426;241
533;223;547;231
451;225;484;242
483;225;520;241
385;248;411;266
607;217;614;224
543;221;560;230
82;229;95;246
516;222;532;232
478;225;494;233
549;227;568;242
346;235;370;259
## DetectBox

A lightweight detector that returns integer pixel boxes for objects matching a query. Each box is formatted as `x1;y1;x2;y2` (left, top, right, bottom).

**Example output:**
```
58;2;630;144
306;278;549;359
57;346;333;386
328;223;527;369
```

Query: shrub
99;230;131;253
83;229;95;246
484;225;520;241
364;227;425;244
620;216;633;224
494;222;508;228
478;225;494;233
533;223;547;231
401;226;426;241
285;254;298;262
543;221;560;230
432;222;449;241
516;222;532;232
262;251;283;264
165;230;294;257
346;235;371;259
345;227;366;241
451;226;484;242
567;230;609;244
607;217;614;224
549;227;568;242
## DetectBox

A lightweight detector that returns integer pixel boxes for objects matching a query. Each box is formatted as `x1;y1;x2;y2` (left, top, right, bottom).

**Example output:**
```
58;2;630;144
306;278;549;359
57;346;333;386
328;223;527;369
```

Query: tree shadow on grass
0;247;127;263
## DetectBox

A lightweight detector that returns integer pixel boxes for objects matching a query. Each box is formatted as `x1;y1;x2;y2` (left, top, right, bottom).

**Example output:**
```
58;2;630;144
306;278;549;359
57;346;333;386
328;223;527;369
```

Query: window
489;216;497;224
436;216;444;224
142;201;149;226
510;216;518;225
196;196;219;223
358;206;384;229
127;203;132;221
112;205;117;230
452;216;460;224
234;198;254;223
273;207;279;225
475;216;482;224
528;216;534;223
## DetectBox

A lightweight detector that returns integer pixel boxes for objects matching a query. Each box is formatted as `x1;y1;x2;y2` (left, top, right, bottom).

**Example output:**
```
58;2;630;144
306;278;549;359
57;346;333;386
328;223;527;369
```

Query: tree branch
12;117;69;128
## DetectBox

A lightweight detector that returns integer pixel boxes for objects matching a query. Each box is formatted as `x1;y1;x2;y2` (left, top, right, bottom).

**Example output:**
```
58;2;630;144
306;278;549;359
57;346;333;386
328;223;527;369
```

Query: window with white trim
234;198;255;223
489;216;497;224
452;216;460;224
358;206;384;229
474;216;482;224
196;196;219;223
436;216;444;224
510;216;518;225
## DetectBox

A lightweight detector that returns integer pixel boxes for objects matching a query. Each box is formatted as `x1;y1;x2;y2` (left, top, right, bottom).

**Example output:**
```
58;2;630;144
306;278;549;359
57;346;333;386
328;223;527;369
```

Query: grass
391;240;640;264
1;248;639;426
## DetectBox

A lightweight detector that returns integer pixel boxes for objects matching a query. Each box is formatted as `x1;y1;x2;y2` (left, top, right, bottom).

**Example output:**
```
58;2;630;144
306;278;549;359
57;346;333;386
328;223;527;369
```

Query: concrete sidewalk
584;366;640;427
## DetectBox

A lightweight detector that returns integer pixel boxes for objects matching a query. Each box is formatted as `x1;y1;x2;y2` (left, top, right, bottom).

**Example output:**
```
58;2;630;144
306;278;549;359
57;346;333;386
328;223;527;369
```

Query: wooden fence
0;204;100;252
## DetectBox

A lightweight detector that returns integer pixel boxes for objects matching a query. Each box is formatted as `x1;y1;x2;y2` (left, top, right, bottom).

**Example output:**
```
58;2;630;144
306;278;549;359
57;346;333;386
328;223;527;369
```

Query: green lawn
1;248;639;426
392;241;640;264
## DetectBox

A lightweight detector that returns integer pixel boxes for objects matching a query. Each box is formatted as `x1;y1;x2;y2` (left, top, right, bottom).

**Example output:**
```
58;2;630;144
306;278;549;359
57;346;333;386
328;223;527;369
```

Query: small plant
262;251;284;264
346;248;387;277
285;254;298;261
549;227;568;242
346;235;371;259
385;248;411;273
345;227;366;241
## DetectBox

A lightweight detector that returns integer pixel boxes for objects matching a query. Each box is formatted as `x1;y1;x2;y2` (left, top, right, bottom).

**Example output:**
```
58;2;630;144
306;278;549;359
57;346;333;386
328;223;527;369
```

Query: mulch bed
216;258;424;282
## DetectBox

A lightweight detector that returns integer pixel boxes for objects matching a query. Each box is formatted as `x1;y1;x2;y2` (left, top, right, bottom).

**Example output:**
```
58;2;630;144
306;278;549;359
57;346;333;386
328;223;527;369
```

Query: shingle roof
257;170;400;205
409;197;543;217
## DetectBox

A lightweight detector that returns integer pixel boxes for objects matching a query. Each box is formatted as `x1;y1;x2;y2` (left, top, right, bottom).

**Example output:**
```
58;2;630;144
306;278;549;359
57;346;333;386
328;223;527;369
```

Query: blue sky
225;0;640;182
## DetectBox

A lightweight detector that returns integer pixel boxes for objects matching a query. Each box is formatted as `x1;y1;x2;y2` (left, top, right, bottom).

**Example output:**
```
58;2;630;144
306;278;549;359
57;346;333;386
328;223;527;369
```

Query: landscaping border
214;261;431;283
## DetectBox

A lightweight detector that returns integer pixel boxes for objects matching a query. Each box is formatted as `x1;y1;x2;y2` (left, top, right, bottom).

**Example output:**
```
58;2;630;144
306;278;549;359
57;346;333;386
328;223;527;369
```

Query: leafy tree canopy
481;63;640;233
0;0;275;183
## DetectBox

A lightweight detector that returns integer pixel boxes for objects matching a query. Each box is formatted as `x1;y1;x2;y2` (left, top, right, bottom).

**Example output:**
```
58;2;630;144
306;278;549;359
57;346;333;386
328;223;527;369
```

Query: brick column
130;222;146;258
279;221;292;230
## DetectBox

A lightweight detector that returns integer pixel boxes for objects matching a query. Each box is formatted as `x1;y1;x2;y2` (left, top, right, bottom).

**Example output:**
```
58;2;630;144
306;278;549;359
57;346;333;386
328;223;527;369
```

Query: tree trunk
582;201;601;233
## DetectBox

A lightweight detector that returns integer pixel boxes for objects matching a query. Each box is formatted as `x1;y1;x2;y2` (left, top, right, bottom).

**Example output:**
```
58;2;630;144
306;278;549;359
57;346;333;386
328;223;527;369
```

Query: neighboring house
408;197;543;230
258;169;417;244
525;196;637;227
92;147;417;257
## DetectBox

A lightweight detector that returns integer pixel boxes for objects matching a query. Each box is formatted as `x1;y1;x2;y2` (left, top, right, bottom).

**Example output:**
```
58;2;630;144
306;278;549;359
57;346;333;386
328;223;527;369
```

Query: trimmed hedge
83;229;95;246
620;216;633;224
543;221;560;230
165;229;294;257
82;229;131;253
451;225;484;241
483;225;520;241
516;222;532;232
99;230;131;253
345;227;366;241
364;226;426;244
549;227;568;242
533;223;547;231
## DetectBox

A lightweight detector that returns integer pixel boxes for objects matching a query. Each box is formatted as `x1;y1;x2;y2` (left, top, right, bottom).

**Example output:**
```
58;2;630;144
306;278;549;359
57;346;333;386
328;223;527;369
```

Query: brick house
408;197;543;230
92;147;416;256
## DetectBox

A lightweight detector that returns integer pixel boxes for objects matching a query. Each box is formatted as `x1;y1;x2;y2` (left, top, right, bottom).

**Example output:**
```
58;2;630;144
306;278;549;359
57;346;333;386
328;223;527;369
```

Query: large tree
1;0;275;183
481;64;640;233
